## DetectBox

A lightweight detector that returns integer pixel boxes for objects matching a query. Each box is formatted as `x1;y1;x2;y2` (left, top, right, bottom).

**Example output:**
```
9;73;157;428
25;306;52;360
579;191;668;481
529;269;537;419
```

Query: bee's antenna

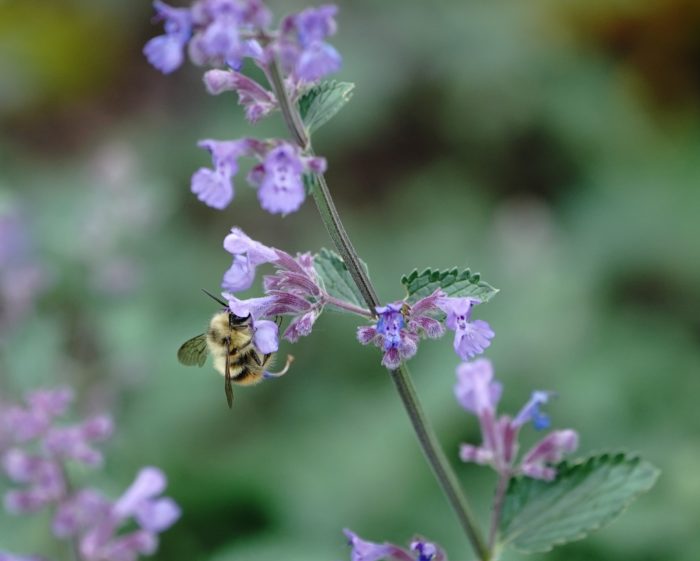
201;289;228;307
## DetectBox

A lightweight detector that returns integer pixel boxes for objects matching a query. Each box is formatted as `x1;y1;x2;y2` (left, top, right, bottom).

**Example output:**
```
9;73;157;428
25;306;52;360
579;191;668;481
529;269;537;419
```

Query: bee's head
229;312;252;328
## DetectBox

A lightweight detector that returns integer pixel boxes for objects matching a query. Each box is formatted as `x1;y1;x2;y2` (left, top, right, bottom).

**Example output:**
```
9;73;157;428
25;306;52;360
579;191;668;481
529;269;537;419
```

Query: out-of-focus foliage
1;0;698;560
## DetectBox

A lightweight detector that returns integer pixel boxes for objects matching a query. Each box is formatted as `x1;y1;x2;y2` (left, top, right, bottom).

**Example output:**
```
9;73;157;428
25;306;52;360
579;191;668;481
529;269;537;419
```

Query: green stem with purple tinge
267;58;491;561
489;473;511;553
324;295;374;318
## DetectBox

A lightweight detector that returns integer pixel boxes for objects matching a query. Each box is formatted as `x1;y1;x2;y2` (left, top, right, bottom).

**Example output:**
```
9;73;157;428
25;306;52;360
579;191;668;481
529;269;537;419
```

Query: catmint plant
144;1;659;559
0;387;180;561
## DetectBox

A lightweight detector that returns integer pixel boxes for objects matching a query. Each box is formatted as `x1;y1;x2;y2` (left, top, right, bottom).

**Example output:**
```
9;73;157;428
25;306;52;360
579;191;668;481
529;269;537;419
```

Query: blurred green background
1;0;699;559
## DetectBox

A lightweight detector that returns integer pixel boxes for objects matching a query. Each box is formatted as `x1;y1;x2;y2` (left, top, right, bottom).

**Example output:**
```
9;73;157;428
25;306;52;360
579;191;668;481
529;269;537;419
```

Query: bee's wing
177;334;209;367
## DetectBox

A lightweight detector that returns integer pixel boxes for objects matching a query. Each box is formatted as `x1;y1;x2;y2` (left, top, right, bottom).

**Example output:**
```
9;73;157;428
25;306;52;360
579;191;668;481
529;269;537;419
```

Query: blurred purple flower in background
455;359;578;481
145;1;340;216
144;0;341;82
344;529;446;561
143;0;193;74
0;387;180;561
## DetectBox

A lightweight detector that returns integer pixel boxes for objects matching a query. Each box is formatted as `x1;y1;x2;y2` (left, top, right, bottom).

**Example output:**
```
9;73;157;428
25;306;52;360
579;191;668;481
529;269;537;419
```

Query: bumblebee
177;291;292;408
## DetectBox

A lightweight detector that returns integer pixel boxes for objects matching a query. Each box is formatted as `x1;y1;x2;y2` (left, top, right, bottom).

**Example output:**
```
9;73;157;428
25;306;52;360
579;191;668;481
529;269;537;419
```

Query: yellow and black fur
178;309;283;409
207;311;274;387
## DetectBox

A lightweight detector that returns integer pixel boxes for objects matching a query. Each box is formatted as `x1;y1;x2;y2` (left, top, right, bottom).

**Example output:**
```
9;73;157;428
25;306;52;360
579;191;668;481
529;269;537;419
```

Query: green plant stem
488;473;511;553
267;58;490;561
390;365;490;561
324;295;374;318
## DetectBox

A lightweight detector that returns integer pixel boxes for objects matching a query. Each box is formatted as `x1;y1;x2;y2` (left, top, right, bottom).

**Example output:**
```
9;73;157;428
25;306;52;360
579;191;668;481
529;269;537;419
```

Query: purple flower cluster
455;359;579;481
145;1;341;216
144;0;340;81
357;295;494;370
344;530;446;561
192;139;326;214
219;228;331;350
0;388;180;561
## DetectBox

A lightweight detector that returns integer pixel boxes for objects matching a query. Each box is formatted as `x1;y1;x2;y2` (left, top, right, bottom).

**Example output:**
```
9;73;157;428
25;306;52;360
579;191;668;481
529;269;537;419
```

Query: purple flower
260;250;326;342
251;319;280;354
410;539;444;561
113;467;181;532
279;5;342;82
456;359;578;480
249;143;326;216
520;429;579;481
79;467;180;561
454;359;502;415
256;144;305;215
143;1;192;74
295;5;339;44
192;139;260;209
357;292;445;370
437;297;494;360
512;391;553;431
200;15;242;65
343;529;398;561
53;489;111;538
344;530;446;561
357;303;418;369
42;415;114;467
283;310;318;342
295;41;342;82
0;388;179;561
223;241;327;345
203;69;277;123
2;455;65;514
1;387;73;443
222;228;279;292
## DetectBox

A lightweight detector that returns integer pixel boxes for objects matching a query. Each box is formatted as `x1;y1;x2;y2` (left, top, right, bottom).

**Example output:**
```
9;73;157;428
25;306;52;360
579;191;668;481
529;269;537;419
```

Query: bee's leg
263;355;295;379
251;351;262;367
224;337;233;409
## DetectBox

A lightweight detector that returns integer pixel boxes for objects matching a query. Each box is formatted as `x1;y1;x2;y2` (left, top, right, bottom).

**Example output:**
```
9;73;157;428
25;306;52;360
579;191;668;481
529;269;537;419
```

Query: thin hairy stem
488;473;511;553
324;295;374;318
391;365;490;560
266;60;490;560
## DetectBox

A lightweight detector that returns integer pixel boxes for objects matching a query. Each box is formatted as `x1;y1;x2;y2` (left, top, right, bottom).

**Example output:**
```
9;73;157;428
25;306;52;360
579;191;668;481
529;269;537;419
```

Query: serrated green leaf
400;268;498;304
298;81;355;134
499;453;660;553
314;248;367;310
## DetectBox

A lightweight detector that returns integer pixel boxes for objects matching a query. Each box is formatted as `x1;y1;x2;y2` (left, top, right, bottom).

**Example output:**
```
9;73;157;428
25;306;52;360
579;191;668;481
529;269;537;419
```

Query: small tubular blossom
344;530;446;561
456;359;578;481
222;227;279;292
357;289;492;370
203;69;277;122
437;297;494;360
143;1;193;74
